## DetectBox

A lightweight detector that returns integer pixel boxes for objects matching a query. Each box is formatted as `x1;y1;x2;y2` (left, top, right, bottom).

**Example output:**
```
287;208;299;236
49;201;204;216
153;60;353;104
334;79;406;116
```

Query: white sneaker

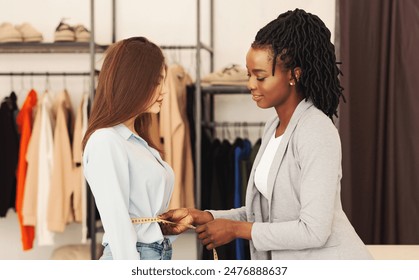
16;23;43;42
0;22;23;43
201;64;248;86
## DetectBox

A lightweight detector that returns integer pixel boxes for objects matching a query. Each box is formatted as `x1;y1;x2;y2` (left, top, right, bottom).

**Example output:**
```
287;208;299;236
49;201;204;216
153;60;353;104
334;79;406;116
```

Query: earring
289;82;294;86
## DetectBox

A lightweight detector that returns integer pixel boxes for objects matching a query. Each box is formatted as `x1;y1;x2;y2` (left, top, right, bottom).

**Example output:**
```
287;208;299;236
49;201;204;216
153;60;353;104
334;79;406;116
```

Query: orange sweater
15;89;37;251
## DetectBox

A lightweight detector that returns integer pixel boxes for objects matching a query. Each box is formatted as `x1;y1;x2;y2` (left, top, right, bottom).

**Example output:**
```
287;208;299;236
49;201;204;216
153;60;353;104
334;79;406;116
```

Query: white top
83;124;174;259
254;132;283;199
36;92;55;246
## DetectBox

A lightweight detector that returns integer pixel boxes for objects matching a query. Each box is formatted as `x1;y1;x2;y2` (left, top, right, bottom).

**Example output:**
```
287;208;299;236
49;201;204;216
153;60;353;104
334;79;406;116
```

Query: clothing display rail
1;0;215;260
0;72;91;76
203;121;265;127
202;85;250;94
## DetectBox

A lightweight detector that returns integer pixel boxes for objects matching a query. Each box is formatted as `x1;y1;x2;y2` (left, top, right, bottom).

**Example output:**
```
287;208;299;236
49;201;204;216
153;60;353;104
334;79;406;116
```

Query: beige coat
159;64;195;209
47;90;79;232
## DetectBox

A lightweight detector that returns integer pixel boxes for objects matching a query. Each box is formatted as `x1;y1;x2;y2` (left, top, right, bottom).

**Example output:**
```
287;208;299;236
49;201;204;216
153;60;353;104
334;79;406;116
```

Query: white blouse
254;132;283;199
83;124;174;259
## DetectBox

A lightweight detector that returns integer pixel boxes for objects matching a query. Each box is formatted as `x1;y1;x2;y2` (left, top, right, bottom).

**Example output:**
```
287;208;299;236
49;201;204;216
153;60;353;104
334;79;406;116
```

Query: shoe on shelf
54;20;75;42
15;23;43;42
201;64;248;86
73;24;90;42
0;22;23;43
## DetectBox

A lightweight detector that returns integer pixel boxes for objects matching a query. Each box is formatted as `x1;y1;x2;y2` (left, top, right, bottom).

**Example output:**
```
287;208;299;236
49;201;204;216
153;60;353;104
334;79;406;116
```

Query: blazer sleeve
208;206;247;221
251;113;342;251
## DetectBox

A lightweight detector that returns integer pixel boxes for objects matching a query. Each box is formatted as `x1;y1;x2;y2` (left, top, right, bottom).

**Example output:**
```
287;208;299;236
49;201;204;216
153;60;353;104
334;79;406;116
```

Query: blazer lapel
245;115;278;217
265;99;314;211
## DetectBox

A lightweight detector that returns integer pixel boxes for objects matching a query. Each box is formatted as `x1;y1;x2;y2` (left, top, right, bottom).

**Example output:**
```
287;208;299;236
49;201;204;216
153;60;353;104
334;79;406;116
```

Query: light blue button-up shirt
83;123;174;259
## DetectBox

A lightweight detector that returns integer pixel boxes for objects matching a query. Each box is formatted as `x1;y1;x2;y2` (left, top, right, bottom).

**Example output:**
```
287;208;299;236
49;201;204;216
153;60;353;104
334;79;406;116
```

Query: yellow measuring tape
131;217;218;260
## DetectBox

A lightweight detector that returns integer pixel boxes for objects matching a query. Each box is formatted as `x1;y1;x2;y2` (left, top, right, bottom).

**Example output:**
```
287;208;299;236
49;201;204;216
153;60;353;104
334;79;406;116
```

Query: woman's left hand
195;219;238;250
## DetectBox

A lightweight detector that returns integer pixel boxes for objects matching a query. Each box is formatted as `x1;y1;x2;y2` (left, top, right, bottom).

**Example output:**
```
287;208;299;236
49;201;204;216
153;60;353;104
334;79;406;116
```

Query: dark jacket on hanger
0;92;19;217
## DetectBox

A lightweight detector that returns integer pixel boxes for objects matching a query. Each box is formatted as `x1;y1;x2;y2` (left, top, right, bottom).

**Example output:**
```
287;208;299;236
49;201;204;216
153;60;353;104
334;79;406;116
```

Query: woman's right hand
158;208;214;235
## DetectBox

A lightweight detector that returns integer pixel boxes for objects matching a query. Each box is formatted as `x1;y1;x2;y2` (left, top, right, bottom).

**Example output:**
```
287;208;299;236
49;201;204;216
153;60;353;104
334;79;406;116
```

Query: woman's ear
293;67;302;82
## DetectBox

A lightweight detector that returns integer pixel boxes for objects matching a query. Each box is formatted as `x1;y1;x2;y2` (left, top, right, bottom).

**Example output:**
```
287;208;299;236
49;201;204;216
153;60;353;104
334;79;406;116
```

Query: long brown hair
82;37;165;151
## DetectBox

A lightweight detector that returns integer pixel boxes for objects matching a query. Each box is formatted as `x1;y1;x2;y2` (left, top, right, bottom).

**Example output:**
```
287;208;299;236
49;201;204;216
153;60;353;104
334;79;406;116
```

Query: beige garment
47;90;77;232
22;91;56;245
159;64;195;209
21;95;42;226
73;93;89;242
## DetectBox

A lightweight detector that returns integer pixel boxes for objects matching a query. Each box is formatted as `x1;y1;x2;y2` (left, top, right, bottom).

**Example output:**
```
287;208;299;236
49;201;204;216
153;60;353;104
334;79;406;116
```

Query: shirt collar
113;124;148;145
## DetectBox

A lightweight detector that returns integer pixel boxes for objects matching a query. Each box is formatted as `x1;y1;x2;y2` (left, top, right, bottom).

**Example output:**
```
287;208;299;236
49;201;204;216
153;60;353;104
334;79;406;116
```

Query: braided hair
252;8;345;119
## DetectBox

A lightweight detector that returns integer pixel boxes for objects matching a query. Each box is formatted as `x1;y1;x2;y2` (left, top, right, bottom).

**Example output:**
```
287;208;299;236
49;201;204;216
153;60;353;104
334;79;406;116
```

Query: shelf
201;85;250;94
0;42;108;54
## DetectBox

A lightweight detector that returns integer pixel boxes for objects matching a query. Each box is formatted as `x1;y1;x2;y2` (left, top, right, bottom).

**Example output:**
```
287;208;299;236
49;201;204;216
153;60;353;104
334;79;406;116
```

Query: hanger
16;73;26;107
45;72;51;93
168;48;182;66
10;72;14;93
221;122;231;142
242;122;249;140
30;72;34;90
63;73;68;91
234;122;241;139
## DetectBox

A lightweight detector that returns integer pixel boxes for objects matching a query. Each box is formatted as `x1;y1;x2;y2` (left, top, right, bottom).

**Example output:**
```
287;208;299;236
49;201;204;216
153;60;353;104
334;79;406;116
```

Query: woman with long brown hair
82;37;174;260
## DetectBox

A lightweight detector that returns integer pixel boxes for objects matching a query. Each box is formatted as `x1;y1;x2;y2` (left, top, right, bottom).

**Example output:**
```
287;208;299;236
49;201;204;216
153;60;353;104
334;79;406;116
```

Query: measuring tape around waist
131;217;218;260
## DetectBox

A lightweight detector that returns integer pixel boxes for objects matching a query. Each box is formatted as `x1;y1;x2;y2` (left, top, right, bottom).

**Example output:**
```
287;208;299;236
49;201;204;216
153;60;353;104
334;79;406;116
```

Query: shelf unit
1;0;215;260
0;0;102;260
201;85;250;132
0;42;107;54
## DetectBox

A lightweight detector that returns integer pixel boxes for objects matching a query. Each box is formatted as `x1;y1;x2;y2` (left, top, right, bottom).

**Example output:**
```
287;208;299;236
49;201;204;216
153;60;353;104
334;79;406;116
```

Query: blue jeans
100;238;172;260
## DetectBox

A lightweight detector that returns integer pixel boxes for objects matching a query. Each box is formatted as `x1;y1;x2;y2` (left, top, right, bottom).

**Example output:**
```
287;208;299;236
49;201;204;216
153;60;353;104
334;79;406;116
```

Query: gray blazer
210;99;373;260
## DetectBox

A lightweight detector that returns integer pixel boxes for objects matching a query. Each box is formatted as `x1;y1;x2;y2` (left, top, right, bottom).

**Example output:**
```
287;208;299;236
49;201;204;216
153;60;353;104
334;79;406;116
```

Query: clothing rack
203;121;265;127
0;72;92;76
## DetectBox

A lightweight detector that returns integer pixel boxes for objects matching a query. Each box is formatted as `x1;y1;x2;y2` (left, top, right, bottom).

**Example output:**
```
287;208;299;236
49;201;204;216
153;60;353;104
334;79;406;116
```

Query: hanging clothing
22;91;55;246
47;90;77;232
73;92;89;243
201;129;260;260
159;64;195;209
0;92;19;217
15;89;37;250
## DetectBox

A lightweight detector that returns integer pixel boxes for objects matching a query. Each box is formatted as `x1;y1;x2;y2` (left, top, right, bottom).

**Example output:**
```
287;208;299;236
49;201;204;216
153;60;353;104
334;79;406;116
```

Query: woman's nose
247;77;256;91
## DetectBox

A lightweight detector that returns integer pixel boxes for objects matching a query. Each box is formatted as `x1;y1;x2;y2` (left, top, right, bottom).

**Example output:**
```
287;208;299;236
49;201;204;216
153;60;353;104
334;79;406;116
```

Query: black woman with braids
160;9;373;259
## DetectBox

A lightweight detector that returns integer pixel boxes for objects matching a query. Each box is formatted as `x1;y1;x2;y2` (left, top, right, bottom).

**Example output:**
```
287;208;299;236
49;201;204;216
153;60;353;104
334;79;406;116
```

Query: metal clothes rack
0;72;91;76
203;121;265;127
0;1;102;260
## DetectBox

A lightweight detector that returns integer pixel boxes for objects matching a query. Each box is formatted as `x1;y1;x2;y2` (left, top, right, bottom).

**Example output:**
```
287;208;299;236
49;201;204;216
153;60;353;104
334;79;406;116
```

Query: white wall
0;0;335;259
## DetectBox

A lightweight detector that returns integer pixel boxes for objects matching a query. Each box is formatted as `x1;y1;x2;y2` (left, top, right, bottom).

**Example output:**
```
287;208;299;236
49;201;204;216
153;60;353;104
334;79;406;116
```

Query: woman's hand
196;219;252;250
158;208;214;235
159;208;193;235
